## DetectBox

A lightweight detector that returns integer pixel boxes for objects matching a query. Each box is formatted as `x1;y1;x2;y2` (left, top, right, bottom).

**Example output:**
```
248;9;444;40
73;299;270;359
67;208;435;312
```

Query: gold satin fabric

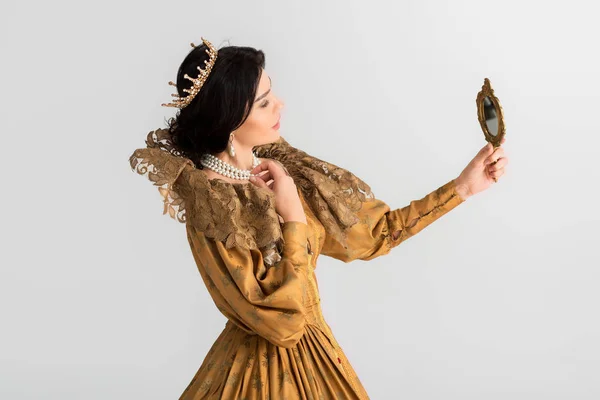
179;179;465;399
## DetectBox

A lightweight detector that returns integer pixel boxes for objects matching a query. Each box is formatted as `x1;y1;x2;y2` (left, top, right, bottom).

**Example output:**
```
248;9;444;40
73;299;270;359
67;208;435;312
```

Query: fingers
488;166;505;180
484;147;505;165
254;170;273;183
481;135;507;163
487;157;506;179
249;174;269;190
477;143;495;167
249;159;286;191
250;160;271;174
480;142;494;156
250;159;287;181
253;169;275;187
256;175;275;187
487;157;508;172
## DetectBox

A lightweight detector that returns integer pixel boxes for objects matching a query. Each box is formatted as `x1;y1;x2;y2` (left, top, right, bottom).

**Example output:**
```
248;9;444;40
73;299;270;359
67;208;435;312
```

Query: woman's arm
186;221;311;348
320;178;465;262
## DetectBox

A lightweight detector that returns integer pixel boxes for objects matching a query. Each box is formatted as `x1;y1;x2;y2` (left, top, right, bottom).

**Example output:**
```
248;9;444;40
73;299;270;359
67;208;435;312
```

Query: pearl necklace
200;152;261;181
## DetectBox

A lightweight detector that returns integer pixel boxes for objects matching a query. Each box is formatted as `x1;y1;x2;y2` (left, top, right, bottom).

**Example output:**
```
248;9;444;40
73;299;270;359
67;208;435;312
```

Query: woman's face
234;69;284;146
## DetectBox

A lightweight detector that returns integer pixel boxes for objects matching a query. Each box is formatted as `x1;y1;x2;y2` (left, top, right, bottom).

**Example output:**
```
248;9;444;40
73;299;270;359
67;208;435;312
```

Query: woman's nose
277;97;285;110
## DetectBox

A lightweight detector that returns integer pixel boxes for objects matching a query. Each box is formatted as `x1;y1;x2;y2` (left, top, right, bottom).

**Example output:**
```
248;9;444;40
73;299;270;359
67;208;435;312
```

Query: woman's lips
272;118;280;129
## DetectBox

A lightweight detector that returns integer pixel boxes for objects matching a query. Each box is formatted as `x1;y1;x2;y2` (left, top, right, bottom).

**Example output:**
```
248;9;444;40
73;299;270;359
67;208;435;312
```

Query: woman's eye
261;100;269;108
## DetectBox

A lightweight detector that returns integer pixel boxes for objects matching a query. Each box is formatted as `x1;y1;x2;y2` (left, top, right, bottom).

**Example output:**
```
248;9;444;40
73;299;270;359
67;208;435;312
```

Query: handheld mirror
476;78;506;149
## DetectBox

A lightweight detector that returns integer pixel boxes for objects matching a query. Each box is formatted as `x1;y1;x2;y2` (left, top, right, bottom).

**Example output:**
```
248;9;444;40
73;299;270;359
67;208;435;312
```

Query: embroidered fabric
129;128;377;254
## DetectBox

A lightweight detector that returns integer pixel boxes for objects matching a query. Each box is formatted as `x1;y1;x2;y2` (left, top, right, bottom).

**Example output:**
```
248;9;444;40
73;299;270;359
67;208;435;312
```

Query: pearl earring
228;134;236;157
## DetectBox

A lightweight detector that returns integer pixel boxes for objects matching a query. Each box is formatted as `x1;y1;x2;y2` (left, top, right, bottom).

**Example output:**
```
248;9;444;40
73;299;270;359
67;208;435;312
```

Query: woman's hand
249;160;307;224
454;137;508;200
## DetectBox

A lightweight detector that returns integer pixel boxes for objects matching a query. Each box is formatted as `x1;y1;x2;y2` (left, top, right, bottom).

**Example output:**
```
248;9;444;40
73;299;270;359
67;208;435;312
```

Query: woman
129;38;508;399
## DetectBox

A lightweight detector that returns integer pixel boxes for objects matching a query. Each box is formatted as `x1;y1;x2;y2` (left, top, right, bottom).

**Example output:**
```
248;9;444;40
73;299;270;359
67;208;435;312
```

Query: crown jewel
161;37;218;109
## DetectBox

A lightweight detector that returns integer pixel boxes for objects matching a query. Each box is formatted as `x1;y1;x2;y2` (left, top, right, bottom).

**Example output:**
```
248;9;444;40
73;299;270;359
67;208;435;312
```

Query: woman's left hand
454;137;508;200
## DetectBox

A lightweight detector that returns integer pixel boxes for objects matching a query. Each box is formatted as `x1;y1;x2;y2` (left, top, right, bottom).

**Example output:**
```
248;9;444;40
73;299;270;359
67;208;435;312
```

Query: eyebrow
254;76;272;103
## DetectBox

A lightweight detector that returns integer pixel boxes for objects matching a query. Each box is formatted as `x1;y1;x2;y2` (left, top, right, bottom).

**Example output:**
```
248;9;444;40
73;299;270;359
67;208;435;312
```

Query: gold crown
161;37;218;109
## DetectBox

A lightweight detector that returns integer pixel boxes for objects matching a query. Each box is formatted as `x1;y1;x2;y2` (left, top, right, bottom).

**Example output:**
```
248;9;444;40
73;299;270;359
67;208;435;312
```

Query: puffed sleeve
321;178;466;262
186;220;310;348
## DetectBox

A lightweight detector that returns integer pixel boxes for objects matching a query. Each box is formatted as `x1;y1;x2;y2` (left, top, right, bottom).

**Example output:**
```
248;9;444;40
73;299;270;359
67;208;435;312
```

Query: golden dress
129;129;466;399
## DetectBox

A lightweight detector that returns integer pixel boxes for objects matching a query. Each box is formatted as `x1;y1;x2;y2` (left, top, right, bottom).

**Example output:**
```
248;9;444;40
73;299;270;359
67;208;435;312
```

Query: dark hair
165;43;266;169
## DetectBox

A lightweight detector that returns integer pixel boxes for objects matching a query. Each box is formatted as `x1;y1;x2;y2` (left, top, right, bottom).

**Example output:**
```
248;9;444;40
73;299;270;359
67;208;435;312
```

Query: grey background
2;0;599;399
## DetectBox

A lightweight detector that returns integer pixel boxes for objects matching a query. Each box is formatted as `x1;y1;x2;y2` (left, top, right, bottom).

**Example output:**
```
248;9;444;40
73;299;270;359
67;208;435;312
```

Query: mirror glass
483;96;498;136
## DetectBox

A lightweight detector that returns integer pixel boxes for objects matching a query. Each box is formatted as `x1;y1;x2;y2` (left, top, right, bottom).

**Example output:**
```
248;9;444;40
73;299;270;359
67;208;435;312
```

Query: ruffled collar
129;128;375;252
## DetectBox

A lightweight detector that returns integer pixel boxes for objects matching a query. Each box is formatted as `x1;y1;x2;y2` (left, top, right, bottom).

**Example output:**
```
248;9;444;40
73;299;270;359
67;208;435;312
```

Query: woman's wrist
454;177;472;200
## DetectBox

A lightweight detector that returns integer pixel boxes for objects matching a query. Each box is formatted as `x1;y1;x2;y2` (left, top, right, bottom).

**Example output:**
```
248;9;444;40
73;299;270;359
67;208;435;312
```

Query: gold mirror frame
476;78;506;148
